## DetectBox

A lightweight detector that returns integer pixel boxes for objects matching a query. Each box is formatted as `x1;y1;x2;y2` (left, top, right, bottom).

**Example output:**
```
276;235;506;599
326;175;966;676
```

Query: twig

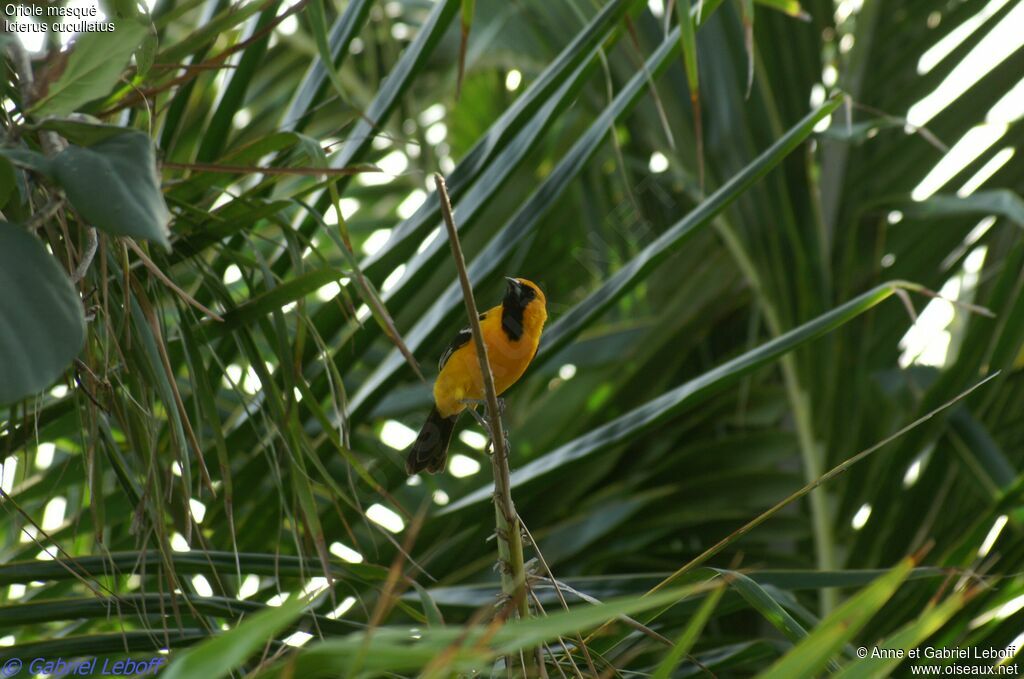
135;282;216;496
534;577;674;647
125;239;224;322
851;101;948;153
518;515;596;677
99;0;312;116
71;227;98;283
24;198;65;230
912;285;995;318
434;174;533;666
7;41;64;155
528;589;574;679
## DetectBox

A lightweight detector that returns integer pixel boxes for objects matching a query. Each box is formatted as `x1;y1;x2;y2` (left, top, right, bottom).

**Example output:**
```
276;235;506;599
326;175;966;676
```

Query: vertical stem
780;356;838;613
713;219;838;613
433;174;532;636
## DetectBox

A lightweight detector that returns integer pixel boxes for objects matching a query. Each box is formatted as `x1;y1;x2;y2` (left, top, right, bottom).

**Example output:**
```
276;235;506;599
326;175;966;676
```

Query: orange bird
406;277;548;474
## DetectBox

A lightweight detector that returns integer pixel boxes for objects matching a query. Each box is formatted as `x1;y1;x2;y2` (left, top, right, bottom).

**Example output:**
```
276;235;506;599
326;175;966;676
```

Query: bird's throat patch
501;304;525;341
501;282;536;341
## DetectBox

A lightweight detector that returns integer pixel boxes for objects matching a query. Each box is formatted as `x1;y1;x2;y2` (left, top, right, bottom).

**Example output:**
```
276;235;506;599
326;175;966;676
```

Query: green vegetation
2;0;1023;676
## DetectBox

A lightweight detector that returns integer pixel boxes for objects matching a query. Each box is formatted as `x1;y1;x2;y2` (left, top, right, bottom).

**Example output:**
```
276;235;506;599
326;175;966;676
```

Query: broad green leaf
31;19;149;117
0;222;85;405
0;148;54;177
51;131;170;247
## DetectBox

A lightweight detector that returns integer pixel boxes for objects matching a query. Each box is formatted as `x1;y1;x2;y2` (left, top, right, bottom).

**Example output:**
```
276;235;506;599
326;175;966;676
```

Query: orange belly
433;306;542;417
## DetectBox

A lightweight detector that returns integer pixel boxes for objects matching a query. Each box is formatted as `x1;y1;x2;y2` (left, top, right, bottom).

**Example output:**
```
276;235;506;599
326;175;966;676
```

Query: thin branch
434;173;533;662
852;101;948;153
125;239;224;322
518;515;596;677
534;577;674;647
913;285;995;318
99;0;311;116
24;198;65;230
71;227;98;283
7;41;64;155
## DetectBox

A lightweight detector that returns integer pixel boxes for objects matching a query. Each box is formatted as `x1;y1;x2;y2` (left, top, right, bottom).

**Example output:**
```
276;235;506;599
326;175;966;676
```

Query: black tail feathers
405;408;458;475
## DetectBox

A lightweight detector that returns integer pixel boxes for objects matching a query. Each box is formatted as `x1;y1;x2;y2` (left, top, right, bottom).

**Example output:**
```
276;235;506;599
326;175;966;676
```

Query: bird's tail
405;408;458;475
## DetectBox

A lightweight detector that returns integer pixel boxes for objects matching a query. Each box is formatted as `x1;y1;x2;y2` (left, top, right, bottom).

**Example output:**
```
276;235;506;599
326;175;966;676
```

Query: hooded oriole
405;277;548;475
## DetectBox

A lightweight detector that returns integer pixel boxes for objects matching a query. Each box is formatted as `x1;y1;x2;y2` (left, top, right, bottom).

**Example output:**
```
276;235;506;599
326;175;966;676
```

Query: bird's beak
504;276;519;291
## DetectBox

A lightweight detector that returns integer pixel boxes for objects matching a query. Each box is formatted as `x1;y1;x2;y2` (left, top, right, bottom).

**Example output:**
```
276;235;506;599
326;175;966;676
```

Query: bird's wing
438;312;488;371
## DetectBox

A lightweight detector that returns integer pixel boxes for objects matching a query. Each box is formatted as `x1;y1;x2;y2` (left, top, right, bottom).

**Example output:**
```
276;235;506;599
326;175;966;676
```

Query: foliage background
1;0;1024;675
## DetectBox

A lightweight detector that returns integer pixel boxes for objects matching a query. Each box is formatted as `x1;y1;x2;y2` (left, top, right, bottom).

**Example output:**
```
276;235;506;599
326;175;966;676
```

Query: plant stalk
433;174;532;645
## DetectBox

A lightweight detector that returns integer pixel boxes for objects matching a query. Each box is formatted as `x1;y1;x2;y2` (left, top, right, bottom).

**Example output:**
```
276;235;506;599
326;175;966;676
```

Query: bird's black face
500;277;537;341
503;277;536;309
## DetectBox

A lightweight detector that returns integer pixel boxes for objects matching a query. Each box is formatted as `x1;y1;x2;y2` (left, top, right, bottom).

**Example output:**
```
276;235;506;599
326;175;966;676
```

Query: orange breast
433;302;546;418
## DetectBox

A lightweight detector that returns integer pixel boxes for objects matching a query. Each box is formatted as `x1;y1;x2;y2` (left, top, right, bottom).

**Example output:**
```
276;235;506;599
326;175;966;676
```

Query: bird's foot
459;397;506;418
460;399;509;453
462;404;491;431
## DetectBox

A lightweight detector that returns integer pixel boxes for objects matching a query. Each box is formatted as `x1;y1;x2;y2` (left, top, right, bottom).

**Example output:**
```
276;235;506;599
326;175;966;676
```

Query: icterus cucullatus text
405;277;547;474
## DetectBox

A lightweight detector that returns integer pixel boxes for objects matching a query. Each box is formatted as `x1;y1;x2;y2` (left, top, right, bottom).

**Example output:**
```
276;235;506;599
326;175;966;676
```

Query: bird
405;277;548;475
